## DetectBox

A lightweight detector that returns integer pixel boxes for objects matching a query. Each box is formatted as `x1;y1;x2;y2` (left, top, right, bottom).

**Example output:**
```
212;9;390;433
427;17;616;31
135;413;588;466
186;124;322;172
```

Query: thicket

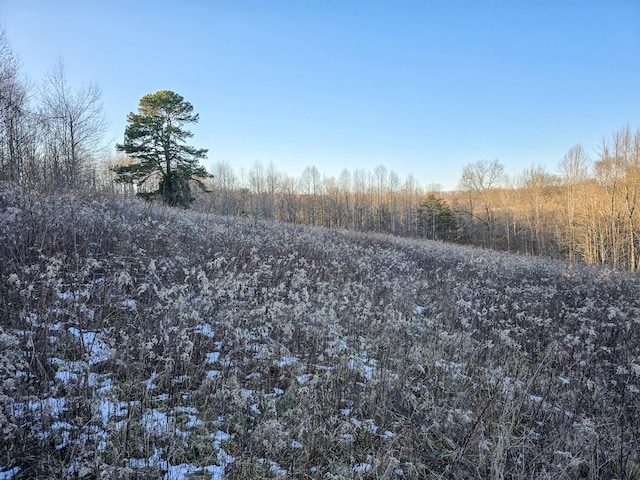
1;185;639;479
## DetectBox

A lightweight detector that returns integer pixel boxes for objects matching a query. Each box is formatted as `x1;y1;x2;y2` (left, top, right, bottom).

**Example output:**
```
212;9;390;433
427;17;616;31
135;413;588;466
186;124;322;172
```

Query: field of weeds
1;185;639;479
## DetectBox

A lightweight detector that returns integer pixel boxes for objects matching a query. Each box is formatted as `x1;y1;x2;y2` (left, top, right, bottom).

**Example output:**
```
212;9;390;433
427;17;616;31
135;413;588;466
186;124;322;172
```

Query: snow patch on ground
259;458;287;475
0;467;20;480
206;351;221;363
68;327;113;365
194;323;215;337
353;462;372;473
277;355;299;367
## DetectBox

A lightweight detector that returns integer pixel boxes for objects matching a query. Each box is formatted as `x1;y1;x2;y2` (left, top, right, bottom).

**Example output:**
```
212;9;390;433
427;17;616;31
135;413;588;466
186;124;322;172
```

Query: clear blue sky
3;0;639;190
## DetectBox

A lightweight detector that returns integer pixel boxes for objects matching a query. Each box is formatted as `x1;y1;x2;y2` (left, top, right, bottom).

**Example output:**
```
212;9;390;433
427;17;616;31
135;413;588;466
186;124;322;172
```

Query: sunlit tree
113;90;210;207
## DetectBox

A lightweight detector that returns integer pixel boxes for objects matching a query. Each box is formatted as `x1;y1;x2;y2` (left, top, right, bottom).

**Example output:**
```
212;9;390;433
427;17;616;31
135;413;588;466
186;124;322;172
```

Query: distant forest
191;130;640;273
2;29;639;270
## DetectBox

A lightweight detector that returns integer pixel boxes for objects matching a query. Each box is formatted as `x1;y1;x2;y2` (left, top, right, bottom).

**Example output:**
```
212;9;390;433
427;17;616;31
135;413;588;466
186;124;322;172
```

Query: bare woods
196;126;640;271
456;129;640;271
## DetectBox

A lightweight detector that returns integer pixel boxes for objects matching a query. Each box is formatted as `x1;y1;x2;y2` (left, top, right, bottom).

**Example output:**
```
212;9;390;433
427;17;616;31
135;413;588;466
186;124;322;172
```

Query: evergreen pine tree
113;90;211;207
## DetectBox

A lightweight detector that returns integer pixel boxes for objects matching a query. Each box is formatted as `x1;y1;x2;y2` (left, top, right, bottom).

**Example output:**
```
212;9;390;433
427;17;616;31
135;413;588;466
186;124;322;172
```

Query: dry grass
1;185;639;479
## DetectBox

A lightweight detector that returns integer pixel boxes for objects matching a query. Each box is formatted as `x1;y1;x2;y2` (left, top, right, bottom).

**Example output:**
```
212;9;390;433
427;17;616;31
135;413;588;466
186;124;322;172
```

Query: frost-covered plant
1;185;640;479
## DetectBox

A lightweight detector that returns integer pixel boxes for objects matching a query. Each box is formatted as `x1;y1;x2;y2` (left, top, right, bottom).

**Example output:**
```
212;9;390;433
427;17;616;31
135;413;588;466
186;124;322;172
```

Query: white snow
129;447;166;469
145;371;159;391
67;327;113;365
99;399;129;426
52;421;72;450
0;467;20;480
353;463;372;473
203;464;226;480
194;323;215;337
435;359;465;378
211;430;235;469
277;356;299;367
206;351;221;363
348;355;376;380
258;458;287;475
164;463;199;480
141;409;171;436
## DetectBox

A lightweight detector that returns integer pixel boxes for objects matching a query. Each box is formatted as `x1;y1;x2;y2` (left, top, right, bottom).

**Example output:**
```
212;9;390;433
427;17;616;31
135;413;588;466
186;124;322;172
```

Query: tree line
456;129;640;271
194;128;640;272
188;126;640;270
195;161;460;241
0;30;109;192
3;29;640;270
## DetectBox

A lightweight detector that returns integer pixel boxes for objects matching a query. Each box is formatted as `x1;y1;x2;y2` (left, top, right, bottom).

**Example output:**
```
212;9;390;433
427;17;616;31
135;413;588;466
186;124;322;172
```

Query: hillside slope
1;186;639;479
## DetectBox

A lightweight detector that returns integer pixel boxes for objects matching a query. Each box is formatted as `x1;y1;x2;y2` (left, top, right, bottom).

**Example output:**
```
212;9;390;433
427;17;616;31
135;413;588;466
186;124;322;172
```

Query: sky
2;0;639;190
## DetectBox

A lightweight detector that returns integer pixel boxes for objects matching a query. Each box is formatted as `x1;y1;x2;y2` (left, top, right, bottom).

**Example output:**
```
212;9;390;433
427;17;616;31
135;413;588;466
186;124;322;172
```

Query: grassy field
1;185;639;479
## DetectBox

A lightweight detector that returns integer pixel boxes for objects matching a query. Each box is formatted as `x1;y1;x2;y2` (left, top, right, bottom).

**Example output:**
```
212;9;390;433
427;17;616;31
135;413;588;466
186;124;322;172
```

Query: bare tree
352;169;368;230
518;165;558;255
213;160;237;216
616;127;640;270
374;165;388;232
426;183;443;193
338;169;352;228
300;165;322;225
595;133;628;267
558;144;589;261
265;162;280;221
279;174;299;224
458;159;505;247
322;175;341;228
249;161;266;220
0;30;33;186
596;127;640;270
39;59;107;190
401;173;418;236
499;176;517;251
389;170;400;235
